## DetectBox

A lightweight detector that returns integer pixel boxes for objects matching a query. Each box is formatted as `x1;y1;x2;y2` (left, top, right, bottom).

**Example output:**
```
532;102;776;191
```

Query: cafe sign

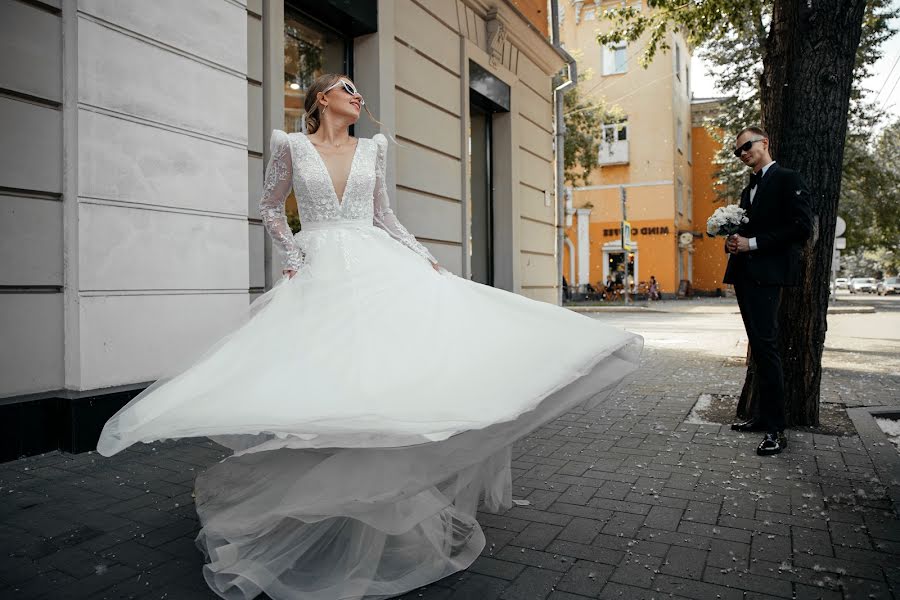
602;226;670;237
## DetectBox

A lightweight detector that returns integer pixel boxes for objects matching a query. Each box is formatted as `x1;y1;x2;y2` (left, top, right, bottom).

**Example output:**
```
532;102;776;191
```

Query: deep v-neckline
302;134;361;208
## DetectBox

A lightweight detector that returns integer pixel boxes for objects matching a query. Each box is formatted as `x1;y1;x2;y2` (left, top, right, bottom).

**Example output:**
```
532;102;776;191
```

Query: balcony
599;139;629;165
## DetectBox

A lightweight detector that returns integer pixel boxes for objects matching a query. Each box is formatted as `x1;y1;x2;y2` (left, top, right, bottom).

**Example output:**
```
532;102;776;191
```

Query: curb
567;305;665;314
827;306;876;314
847;406;900;517
567;304;876;315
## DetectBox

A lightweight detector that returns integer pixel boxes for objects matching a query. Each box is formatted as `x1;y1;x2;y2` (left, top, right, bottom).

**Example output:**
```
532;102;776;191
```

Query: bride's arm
372;134;440;268
259;130;304;273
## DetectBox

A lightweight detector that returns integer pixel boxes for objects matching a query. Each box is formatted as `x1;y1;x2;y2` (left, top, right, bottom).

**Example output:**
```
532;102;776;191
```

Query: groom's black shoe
731;417;766;432
756;431;787;456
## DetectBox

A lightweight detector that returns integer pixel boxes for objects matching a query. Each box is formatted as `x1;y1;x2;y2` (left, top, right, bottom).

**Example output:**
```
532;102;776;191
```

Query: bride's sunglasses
323;79;365;106
733;137;765;157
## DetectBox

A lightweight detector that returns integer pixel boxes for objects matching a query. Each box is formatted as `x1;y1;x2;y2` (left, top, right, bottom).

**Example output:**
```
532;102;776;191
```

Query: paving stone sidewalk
1;346;898;600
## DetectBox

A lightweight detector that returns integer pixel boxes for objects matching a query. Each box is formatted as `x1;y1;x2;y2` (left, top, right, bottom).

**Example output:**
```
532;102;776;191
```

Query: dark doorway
608;251;635;288
470;105;494;286
468;61;510;286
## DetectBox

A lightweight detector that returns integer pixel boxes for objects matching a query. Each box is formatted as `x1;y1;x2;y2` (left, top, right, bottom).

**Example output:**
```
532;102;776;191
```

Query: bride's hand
283;269;297;279
431;262;442;273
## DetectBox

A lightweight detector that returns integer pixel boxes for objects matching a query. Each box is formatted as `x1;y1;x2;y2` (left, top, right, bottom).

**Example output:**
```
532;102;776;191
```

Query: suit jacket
723;163;813;287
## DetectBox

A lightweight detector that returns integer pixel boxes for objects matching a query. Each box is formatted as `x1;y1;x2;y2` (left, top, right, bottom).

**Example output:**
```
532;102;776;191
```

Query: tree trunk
735;346;755;420
749;0;867;426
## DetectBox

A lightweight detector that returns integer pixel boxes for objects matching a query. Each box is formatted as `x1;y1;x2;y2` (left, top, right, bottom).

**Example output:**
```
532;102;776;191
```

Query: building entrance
469;105;494;286
468;60;509;286
602;240;639;291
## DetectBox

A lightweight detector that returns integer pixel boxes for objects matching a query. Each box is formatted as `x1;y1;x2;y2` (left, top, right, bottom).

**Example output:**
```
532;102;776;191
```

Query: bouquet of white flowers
706;204;749;237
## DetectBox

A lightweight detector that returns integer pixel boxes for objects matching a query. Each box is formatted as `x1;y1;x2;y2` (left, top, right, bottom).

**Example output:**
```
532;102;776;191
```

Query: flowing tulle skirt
98;220;642;600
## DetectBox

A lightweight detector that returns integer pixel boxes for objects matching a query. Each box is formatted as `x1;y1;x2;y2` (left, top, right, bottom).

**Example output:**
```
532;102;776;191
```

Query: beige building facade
559;0;696;296
0;0;564;459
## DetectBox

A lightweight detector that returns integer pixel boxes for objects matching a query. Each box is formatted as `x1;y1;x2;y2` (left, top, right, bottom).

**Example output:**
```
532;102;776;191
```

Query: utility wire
874;49;900;102
879;68;900;113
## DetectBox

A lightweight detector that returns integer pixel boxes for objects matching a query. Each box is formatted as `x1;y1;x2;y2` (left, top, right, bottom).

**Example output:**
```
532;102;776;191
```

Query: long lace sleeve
372;134;437;264
259;129;304;271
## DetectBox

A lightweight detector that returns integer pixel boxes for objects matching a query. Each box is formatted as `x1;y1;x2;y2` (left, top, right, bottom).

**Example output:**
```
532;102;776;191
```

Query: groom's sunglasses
733;137;765;157
324;79;365;106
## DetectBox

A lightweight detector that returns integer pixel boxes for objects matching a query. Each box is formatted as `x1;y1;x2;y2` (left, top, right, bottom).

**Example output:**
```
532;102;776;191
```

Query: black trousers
733;282;786;432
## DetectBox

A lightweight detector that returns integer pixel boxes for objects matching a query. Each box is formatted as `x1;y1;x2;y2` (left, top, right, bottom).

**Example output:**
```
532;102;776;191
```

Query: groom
723;126;812;456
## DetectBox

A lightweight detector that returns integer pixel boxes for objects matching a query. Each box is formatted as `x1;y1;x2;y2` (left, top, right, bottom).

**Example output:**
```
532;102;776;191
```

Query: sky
690;4;900;129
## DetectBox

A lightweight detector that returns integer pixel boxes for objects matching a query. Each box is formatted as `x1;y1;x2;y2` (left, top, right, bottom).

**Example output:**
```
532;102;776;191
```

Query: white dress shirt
748;161;775;251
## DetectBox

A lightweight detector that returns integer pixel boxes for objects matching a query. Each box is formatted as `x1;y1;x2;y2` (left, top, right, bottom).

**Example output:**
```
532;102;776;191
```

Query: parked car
849;277;877;293
877;277;899;295
835;277;850;290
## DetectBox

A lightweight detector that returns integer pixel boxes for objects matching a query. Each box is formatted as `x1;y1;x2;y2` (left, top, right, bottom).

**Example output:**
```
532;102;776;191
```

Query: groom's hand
726;235;751;254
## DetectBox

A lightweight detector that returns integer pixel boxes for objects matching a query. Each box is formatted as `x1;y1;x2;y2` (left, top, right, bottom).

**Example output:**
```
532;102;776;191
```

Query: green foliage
596;0;765;67
694;7;768;205
840;247;898;278
596;0;898;265
694;1;893;207
841;121;900;255
836;2;900;263
563;71;625;186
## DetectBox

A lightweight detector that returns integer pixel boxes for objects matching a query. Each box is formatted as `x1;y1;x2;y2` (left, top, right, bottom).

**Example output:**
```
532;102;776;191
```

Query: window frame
676;117;684;153
603;42;628;76
675;44;681;80
676;177;684;217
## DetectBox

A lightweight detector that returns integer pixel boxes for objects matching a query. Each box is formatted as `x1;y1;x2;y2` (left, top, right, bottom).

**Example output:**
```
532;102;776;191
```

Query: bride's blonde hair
302;73;383;134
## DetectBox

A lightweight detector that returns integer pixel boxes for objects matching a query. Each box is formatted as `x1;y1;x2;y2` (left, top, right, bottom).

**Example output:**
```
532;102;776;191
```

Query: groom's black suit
723;163;812;432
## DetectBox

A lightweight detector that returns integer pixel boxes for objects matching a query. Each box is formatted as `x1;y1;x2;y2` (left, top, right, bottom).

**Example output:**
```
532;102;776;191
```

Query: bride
97;74;642;600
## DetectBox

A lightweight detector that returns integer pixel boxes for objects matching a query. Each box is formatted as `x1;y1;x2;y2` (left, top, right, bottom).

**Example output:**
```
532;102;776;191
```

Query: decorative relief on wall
485;10;508;67
572;0;584;24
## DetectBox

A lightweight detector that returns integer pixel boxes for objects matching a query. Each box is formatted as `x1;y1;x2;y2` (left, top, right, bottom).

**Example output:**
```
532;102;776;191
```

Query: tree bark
741;0;867;427
735;346;755;420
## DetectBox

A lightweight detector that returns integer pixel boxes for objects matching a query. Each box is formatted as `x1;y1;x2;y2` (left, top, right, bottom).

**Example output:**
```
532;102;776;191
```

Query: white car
849;277;877;294
835;277;850;290
877;277;899;295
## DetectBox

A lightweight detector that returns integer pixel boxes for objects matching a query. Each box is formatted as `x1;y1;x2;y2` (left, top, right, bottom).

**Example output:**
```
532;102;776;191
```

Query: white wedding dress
97;130;643;600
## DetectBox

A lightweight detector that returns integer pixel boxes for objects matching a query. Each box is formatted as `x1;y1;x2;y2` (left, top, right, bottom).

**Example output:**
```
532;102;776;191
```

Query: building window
676;177;684;217
687;188;693;223
283;6;351;226
284;8;350;134
599;121;629;165
584;7;595;20
676;118;683;153
685;65;690;96
675;44;681;80
603;43;627;75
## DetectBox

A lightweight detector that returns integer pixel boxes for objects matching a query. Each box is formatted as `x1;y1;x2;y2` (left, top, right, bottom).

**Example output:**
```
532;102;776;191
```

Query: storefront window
284;8;348;134
282;6;350;228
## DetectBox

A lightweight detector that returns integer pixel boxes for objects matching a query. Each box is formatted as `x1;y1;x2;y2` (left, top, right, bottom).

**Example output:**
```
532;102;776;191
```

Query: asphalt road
587;293;900;376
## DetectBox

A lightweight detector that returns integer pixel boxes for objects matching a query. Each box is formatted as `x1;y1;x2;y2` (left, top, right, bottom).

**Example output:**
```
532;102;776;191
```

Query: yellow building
560;0;696;297
691;98;731;294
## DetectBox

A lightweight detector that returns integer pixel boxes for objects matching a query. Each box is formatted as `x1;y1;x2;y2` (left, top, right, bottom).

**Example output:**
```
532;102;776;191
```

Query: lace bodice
259;130;437;271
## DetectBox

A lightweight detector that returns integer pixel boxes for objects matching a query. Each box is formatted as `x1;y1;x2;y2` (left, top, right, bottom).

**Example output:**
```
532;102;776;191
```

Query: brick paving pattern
1;346;898;599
